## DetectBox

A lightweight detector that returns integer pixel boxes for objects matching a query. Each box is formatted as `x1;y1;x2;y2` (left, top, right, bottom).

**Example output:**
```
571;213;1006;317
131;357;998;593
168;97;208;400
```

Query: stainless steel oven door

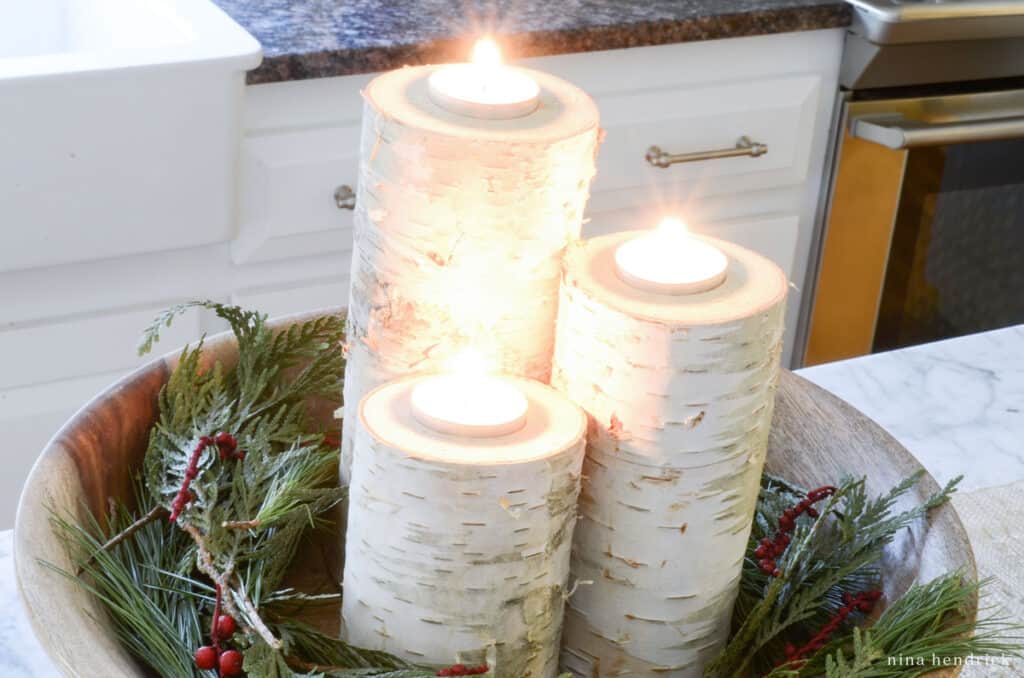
803;88;1024;365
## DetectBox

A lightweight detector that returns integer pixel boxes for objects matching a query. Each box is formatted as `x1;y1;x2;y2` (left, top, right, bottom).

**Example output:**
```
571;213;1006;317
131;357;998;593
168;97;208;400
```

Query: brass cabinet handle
645;136;768;168
334;184;356;210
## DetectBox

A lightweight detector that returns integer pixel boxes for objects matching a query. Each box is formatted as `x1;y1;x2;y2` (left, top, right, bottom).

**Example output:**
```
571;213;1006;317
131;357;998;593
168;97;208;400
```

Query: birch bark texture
342;375;587;677
341;65;600;482
552;233;788;676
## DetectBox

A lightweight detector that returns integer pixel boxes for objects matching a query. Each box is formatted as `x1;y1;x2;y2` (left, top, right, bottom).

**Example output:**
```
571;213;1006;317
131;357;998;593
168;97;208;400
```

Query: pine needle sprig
46;491;207;677
800;572;1023;677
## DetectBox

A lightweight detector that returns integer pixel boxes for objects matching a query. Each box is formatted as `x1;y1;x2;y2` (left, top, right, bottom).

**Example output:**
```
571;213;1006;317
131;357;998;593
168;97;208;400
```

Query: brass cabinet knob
334;184;356;210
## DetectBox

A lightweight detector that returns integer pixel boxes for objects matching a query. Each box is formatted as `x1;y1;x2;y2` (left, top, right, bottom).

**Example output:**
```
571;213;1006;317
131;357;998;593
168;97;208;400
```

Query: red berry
214;431;236;446
450;665;468;676
194;646;217;670
215;432;239;459
216;614;237;638
220;649;244;676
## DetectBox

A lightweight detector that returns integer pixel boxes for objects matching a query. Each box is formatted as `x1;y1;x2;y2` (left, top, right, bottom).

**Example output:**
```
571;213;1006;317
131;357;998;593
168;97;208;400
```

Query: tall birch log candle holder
341;366;587;677
552;221;788;676
341;41;600;482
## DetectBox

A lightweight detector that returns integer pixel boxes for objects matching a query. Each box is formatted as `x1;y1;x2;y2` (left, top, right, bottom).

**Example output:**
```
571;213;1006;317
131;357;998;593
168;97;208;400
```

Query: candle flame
471;37;502;68
446;348;491;379
657;216;689;238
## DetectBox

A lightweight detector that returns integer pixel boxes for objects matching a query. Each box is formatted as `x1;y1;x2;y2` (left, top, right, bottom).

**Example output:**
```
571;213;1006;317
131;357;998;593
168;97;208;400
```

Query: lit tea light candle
410;349;529;438
614;217;729;295
344;371;586;673
427;37;541;119
342;39;598;482
554;229;788;676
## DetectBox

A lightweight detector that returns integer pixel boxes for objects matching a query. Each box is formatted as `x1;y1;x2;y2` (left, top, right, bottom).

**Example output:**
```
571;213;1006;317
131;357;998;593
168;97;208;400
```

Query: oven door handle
850;114;1024;149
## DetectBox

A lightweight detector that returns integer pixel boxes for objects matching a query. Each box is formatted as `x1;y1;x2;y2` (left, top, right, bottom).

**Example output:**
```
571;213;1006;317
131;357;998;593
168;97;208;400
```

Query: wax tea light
427;37;540;119
614;217;728;295
410;350;528;438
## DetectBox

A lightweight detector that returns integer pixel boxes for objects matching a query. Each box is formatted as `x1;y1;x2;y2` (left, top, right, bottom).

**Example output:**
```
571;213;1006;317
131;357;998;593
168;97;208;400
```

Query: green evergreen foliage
48;302;1021;677
51;302;432;676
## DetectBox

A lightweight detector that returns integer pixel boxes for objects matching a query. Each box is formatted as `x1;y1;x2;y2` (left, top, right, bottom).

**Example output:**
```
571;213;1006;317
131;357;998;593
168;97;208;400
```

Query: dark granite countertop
214;0;851;85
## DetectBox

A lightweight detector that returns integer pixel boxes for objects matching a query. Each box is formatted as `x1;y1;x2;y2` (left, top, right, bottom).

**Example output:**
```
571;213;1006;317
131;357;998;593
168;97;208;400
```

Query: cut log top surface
563;232;788;326
363;65;600;142
359;375;587;465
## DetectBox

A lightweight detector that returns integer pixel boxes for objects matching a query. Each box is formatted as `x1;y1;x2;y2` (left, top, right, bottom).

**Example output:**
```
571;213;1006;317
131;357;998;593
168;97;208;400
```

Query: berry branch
775;590;882;671
169;432;246;523
754;485;836;576
169;435;213;522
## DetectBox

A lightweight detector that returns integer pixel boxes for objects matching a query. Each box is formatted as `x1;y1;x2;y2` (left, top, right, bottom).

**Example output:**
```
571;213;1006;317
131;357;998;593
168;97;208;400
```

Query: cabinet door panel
234;125;360;264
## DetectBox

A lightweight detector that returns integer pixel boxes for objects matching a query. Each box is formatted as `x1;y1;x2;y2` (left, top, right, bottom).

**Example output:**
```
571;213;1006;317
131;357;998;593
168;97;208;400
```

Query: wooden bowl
13;309;976;677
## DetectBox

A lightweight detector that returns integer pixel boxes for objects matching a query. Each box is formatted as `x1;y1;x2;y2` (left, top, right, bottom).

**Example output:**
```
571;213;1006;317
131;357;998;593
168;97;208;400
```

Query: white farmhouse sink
0;0;261;272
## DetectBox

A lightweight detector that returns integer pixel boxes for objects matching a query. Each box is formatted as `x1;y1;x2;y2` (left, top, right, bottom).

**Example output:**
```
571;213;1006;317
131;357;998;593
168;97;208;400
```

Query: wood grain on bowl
14;309;976;677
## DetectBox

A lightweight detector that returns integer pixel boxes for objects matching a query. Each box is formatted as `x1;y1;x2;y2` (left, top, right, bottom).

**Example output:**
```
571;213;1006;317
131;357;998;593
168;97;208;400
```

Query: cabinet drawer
0;305;201;390
234;125;360;264
590;75;822;210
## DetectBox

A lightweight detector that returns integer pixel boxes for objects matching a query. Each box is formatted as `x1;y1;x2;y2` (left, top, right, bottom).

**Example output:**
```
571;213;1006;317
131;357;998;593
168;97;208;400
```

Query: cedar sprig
139;302;346;654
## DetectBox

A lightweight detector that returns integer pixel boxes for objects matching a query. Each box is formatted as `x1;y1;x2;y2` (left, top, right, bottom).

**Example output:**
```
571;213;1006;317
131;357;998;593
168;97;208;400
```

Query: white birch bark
341;65;600;483
342;376;587;677
552;233;788;676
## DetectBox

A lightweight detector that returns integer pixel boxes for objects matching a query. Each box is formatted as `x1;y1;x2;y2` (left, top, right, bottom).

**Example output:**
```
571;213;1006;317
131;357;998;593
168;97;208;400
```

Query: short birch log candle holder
552;231;788;676
341;374;587;677
341;57;600;482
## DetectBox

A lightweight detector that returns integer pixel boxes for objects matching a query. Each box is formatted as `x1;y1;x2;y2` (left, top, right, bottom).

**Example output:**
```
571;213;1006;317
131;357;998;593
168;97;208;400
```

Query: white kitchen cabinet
235;28;843;361
0;28;843;528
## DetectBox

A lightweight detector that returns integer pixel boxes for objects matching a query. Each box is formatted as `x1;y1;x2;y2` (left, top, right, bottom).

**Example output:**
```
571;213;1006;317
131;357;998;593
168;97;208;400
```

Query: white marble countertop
3;325;1022;676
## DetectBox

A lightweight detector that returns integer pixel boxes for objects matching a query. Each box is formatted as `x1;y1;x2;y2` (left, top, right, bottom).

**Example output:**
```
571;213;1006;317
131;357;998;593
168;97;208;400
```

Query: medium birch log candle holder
341;60;600;482
552;231;788;676
341;374;587;677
